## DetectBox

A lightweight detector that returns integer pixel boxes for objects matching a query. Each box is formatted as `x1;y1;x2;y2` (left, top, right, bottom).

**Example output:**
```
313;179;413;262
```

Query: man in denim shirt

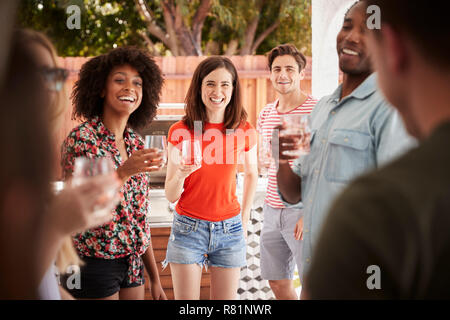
275;1;414;292
307;0;450;299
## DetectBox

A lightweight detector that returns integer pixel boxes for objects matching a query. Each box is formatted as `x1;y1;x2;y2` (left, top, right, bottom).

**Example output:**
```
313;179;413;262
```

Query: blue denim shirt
278;73;415;280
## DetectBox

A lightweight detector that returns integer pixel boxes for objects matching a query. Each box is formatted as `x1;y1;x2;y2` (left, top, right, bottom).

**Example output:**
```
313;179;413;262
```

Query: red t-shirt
168;120;257;222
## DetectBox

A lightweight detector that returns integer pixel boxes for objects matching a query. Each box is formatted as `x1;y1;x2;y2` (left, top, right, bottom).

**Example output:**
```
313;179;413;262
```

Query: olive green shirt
307;122;450;299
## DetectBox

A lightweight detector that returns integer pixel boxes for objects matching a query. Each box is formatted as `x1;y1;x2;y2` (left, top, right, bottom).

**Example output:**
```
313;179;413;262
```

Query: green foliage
17;0;148;56
17;0;311;56
206;0;311;55
259;0;312;55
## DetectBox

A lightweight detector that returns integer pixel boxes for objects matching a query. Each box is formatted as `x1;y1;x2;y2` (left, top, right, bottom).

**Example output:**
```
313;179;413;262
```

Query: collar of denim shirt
327;72;378;104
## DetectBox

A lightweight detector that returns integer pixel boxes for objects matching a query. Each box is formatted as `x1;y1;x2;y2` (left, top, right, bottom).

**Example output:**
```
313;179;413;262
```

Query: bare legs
170;263;240;300
170;263;202;300
268;279;298;300
119;285;145;300
210;266;240;300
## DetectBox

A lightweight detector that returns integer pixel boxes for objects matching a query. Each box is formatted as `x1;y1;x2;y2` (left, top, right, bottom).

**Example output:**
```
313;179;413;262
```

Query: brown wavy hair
267;44;307;72
72;47;164;129
183;56;247;132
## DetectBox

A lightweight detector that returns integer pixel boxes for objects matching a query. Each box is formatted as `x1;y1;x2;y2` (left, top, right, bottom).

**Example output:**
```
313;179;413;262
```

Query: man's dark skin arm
273;125;303;204
277;161;302;204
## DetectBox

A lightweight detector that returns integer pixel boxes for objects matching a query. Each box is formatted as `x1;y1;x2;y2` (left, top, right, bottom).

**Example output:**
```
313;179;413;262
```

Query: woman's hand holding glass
48;157;122;237
144;135;168;169
116;147;165;183
174;140;202;180
49;174;121;237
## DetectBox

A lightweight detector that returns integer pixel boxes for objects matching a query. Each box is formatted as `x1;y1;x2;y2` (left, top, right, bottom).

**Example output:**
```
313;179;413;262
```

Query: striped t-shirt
257;97;317;208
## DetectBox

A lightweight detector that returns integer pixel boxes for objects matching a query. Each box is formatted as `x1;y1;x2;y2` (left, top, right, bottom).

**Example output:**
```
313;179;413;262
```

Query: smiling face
336;1;372;75
102;64;143;118
270;54;304;95
201;67;234;119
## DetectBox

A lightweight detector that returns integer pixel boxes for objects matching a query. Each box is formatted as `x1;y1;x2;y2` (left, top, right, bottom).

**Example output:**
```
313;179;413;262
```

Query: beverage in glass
258;134;272;176
181;139;202;166
72;156;119;216
144;135;168;169
280;114;311;157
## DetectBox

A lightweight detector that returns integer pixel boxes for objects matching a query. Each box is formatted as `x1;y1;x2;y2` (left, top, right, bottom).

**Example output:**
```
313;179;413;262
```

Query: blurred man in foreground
306;0;450;298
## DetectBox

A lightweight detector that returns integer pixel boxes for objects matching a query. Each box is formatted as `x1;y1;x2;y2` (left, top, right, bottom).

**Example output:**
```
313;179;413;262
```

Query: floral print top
61;116;150;285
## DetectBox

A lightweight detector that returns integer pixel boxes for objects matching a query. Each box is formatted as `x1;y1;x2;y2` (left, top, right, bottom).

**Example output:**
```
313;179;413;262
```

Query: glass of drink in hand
280;114;311;157
258;135;272;176
181;139;202;166
144;135;168;169
71;156;119;217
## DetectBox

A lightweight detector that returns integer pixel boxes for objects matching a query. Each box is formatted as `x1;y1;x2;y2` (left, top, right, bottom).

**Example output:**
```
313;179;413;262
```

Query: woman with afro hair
61;47;167;300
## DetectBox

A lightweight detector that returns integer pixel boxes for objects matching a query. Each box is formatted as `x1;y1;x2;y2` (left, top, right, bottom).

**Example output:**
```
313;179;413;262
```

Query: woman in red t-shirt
164;57;258;299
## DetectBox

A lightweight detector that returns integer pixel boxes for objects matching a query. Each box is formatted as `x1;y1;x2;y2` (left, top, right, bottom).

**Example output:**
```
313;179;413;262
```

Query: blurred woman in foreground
11;29;121;299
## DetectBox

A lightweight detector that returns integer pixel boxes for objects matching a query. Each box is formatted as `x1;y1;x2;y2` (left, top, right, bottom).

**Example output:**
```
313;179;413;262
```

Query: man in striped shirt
257;44;317;300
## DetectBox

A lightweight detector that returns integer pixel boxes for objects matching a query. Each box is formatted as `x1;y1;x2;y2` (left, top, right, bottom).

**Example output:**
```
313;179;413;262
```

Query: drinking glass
181;139;202;166
144;135;168;169
258;134;272;176
280;114;311;157
50;181;65;195
71;156;119;216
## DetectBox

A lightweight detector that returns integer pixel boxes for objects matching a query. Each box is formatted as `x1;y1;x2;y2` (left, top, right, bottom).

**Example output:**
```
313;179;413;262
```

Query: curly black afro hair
71;47;164;129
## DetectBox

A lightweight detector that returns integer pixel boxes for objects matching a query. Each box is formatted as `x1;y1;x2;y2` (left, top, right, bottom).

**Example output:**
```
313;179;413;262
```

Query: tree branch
137;0;210;56
239;15;259;55
224;39;239;56
192;0;211;45
134;0;166;43
161;0;182;55
137;30;160;56
239;0;269;55
172;2;200;55
251;20;280;54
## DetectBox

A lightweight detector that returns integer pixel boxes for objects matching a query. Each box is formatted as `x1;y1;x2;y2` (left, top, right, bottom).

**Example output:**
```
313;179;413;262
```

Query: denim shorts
163;211;247;270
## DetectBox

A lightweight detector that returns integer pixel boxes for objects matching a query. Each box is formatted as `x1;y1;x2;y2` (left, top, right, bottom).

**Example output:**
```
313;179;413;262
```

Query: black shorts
61;256;145;299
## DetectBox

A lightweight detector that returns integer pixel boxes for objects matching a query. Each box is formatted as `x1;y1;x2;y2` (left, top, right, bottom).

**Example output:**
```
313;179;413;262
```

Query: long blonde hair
17;29;81;272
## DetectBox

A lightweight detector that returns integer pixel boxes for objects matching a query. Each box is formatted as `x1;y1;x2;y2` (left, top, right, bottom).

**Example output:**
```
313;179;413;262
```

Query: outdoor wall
311;0;354;99
54;55;312;178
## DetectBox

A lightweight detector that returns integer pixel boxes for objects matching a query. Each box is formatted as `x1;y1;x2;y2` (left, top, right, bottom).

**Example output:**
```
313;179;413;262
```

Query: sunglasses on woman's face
40;67;69;92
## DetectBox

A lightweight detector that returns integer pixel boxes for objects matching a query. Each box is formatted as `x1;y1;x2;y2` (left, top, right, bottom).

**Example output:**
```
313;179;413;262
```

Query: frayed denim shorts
163;211;247;270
